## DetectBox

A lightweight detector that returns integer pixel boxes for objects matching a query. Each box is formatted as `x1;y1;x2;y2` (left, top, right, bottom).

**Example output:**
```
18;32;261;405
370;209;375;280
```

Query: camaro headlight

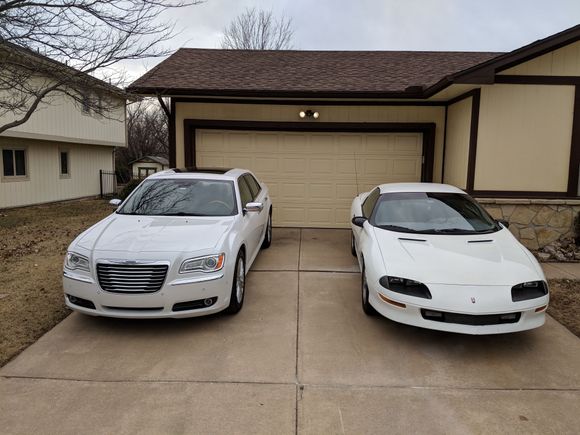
180;253;225;274
64;252;90;272
511;280;548;302
379;276;432;299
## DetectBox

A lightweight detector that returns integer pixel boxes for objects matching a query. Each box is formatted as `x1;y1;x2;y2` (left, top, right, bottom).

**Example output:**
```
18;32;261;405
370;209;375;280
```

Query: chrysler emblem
470;297;476;304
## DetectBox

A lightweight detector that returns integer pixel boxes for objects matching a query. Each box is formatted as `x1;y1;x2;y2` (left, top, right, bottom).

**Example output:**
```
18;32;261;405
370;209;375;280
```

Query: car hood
75;214;234;253
373;227;543;286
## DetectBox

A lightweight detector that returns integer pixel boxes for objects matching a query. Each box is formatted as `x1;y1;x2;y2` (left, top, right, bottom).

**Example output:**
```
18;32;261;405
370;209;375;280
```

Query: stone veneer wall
479;198;580;250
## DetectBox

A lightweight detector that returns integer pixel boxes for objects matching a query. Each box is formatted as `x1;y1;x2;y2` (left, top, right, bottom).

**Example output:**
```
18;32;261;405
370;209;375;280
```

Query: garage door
196;130;423;228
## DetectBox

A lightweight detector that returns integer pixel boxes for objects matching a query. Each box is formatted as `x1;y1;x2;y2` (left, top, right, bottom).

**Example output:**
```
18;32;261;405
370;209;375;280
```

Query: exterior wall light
299;110;320;119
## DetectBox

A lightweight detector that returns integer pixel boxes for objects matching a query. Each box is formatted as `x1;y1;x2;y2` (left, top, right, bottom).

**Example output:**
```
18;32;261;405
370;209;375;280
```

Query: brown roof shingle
128;49;502;98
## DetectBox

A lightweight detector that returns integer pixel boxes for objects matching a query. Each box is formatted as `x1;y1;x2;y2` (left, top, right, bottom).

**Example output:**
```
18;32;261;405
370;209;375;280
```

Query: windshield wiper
157;212;206;216
378;225;424;233
433;228;495;234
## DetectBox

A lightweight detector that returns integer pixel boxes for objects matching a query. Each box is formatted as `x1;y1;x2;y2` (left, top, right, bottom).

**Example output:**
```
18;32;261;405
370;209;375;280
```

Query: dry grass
548;279;580;338
0;199;112;367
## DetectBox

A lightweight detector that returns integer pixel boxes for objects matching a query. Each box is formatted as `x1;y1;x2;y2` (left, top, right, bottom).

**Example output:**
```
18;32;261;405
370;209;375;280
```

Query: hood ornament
470;297;476;304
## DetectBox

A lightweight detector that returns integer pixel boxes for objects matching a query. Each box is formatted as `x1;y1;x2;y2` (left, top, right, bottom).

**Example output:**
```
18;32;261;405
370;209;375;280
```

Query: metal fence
99;170;117;198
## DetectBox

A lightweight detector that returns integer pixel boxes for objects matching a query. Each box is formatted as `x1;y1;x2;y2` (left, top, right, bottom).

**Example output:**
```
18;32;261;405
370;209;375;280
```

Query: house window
2;149;27;178
60;150;69;176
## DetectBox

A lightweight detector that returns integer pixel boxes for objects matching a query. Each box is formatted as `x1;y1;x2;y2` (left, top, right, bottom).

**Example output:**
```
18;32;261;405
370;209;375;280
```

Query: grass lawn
0;201;579;367
0;199;112;367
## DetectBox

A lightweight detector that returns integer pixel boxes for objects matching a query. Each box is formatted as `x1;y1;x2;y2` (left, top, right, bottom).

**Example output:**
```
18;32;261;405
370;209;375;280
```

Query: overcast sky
125;0;580;81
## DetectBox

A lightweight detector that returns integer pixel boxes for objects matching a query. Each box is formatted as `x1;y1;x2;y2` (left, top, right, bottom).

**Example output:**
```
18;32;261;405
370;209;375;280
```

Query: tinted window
238;177;253;207
243;174;261;199
60;151;69;175
2;149;13;176
2;149;26;177
362;188;380;218
371;192;499;234
118;179;237;216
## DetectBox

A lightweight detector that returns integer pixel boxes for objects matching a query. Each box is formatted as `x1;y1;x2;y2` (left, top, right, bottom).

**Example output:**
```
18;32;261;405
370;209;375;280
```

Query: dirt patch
548;279;580;338
0;199;111;367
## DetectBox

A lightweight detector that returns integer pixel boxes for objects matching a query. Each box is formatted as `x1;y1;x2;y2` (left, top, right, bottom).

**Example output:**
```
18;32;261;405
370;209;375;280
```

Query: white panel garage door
196;130;423;228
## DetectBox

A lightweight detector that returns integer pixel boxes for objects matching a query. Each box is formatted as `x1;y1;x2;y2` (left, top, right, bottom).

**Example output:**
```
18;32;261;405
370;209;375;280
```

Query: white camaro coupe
351;183;549;335
63;168;272;318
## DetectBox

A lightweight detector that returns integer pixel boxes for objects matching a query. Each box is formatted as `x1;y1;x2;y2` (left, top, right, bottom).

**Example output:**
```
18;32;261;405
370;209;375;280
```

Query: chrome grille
96;263;168;293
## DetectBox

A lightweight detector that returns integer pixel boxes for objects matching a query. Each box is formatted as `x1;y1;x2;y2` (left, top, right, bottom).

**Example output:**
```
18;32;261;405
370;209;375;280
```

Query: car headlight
379;276;432;299
64;252;90;272
180;253;225;274
511;280;548;302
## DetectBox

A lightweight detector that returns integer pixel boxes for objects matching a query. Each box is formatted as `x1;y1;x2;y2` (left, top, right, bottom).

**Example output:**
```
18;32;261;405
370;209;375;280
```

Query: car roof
377;183;466;194
147;167;250;180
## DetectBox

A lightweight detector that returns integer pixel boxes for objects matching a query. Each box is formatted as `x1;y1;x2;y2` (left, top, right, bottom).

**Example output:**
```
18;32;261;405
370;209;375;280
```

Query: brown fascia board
450;24;580;84
126;86;427;99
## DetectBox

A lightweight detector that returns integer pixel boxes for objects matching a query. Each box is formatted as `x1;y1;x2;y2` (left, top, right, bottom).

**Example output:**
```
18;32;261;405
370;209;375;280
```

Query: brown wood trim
446;88;479;106
567;85;580;196
494;75;580;85
465;89;481;192
441;105;448;182
182;119;437;182
168;98;176;167
172;97;446;107
472;190;570;199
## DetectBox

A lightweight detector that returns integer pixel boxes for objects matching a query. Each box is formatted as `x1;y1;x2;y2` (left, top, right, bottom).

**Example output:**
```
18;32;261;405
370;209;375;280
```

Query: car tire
351;231;357;257
361;264;377;316
261;209;272;249
225;250;246;315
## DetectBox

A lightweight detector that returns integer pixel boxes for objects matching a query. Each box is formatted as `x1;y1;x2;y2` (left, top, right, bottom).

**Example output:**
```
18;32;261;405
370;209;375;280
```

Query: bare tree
0;0;201;134
116;99;168;181
221;8;294;50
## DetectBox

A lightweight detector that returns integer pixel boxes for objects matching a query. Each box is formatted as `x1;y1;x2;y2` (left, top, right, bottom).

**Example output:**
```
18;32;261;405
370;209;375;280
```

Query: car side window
243;174;261;199
362;188;380;218
238;177;253;208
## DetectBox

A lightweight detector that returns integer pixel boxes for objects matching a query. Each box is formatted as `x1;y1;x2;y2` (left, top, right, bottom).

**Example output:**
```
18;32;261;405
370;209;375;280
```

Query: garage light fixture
299;110;319;119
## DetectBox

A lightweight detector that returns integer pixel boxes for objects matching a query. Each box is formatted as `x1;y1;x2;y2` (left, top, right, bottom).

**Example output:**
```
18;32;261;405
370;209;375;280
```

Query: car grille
97;263;168;294
421;309;521;326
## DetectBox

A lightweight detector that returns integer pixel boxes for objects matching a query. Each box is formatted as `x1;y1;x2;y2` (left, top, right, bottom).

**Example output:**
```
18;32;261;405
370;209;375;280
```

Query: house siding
499;40;580;76
474;84;575;192
443;97;472;189
0;137;114;208
0;88;126;147
175;102;446;182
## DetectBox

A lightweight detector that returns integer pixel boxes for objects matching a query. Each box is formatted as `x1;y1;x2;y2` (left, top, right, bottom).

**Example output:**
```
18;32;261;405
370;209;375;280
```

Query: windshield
371;192;499;234
117;179;237;216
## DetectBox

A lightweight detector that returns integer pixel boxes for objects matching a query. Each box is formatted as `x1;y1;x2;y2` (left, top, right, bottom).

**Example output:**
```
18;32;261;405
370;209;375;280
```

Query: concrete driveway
1;229;580;434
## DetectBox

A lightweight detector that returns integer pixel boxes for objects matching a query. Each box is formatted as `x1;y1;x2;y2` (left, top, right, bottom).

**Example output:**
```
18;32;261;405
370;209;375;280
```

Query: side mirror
245;202;263;213
351;216;367;227
497;219;510;228
109;198;122;207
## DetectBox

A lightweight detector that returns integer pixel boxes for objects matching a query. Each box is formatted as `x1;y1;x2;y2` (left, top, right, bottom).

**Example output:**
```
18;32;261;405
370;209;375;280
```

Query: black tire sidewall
226;251;245;314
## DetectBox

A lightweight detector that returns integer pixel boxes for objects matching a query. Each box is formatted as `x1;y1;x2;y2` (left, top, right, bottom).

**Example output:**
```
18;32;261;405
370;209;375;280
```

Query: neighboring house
0;45;126;209
128;25;580;248
130;155;169;179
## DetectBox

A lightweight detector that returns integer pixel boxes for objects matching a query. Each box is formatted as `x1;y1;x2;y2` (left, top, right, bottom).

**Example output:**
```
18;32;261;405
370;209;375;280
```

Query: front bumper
63;269;233;319
368;282;548;335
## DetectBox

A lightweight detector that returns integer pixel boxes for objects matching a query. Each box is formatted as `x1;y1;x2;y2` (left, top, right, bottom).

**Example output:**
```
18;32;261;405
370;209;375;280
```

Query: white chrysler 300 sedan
351;183;549;335
63;168;272;318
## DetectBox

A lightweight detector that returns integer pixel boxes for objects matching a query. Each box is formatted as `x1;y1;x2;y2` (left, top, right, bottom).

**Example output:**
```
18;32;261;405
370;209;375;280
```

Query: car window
243;173;262;199
117;179;237;216
362;188;380;218
371;192;499;234
238;177;253;207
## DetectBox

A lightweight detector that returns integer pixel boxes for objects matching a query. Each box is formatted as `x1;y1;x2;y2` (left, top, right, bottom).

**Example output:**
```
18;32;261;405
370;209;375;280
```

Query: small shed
130;155;169;179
